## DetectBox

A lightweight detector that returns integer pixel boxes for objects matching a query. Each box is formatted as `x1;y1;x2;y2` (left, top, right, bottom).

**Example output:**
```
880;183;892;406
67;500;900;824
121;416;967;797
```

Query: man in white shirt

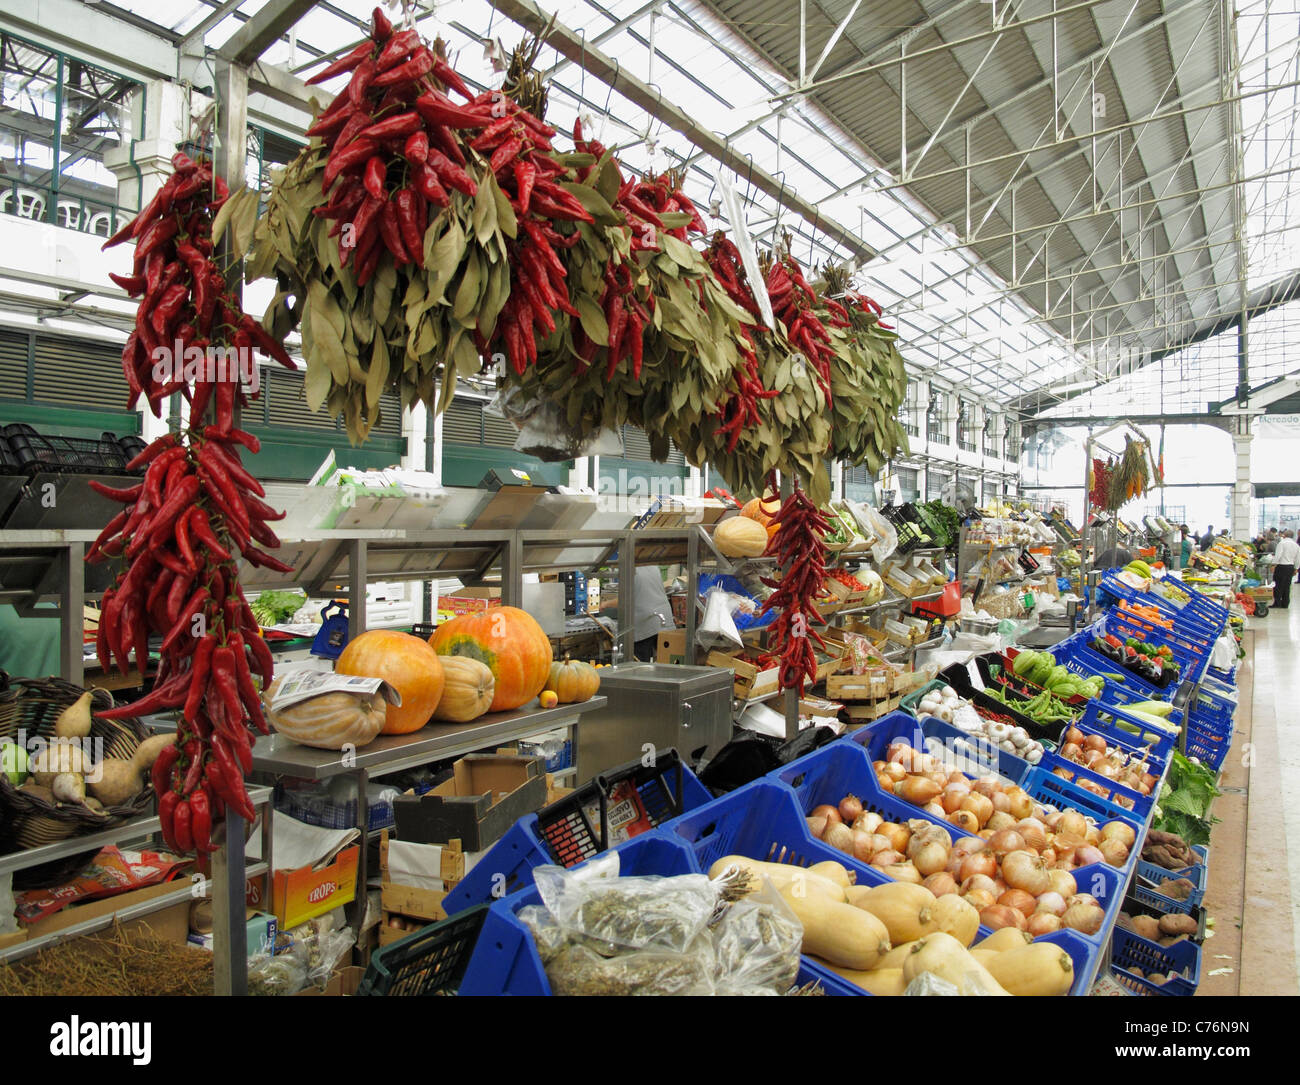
1272;530;1300;609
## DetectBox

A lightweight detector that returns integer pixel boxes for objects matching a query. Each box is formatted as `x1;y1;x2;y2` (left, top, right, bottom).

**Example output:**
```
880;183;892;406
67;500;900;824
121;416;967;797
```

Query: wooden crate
378;833;464;944
828;578;872;606
842;692;904;723
707;650;778;699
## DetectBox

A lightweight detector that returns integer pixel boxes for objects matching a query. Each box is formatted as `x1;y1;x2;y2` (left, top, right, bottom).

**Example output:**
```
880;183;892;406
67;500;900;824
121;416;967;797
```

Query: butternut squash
929;894;981;947
876;939;922;970
823;964;907;996
714;516;770;558
971;948;1000;968
778;885;890;970
807;860;855;888
985;942;1075;996
903;932;1011;995
975;927;1035;954
848;881;939;944
707;855;845;901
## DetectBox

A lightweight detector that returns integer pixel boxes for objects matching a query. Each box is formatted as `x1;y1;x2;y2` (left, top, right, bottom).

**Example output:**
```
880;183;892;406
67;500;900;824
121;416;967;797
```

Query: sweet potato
1158;913;1197;937
1131;914;1161;941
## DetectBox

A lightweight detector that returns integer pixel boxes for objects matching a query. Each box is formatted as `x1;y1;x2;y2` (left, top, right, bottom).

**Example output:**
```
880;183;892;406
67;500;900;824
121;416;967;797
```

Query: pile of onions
1056;725;1159;799
805;784;1123;940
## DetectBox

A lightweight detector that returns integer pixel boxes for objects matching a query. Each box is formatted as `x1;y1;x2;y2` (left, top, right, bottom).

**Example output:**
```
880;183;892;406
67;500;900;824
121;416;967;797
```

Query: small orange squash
545;657;601;704
741;497;781;525
337;630;444;734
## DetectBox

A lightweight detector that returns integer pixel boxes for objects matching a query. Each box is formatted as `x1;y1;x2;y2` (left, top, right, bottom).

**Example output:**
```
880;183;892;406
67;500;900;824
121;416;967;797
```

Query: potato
1158;913;1197;937
1159;934;1189;947
1131;915;1161;941
1147;972;1168;985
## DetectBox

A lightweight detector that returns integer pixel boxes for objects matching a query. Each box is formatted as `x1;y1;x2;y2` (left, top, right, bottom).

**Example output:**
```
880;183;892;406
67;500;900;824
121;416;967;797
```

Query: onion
1040;847;1057;864
1002;849;1051;895
990;791;1011;814
923;800;947;816
972;777;1002;798
1083;748;1104;768
959;852;997;881
923;872;959;898
852;810;883;835
1101;820;1136;848
896;777;943;806
1084;826;1102;846
806;816;828;840
977;828;995;840
1060;742;1083;761
986;811;1017;832
945;854;966;877
1083;733;1107;753
963;888;997;912
1027;912;1063;936
1098;839;1130;867
1062;902;1105;935
838;794;864;824
852;829;876;863
877;822;911;854
941;783;971;814
1073;844;1104;867
1070;893;1099;908
1057;810;1088;838
954;835;987;855
998;888;1037;916
960;873;998;896
1047;869;1077;898
1064;725;1084;746
948;810;980;834
988;829;1026;856
1016;819;1047;850
882;762;906;782
911;839;951;877
1005;787;1035;820
980;904;1028;931
960;792;994;828
811;804;842;827
1034;891;1068;917
946;770;969;786
824;822;854;854
870;849;903;868
885;861;923;884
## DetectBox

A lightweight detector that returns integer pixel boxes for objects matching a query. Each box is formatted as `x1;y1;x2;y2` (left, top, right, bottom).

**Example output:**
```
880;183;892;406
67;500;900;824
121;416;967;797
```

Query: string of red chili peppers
766;254;835;407
93;157;292;861
757;477;831;693
703;235;777;452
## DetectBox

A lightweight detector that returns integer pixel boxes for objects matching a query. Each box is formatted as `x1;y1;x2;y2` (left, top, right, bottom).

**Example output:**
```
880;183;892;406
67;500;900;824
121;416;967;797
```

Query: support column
402;403;428;472
1232;416;1253;539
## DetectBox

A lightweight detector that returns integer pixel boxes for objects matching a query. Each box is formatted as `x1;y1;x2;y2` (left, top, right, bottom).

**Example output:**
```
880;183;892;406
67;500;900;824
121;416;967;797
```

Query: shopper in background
1199;525;1215;550
632;566;676;661
1272;530;1300;610
1178;525;1193;570
1264;527;1279;555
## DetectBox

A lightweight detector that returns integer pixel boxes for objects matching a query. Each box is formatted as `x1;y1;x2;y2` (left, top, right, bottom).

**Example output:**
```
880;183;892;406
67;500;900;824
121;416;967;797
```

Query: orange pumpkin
428;606;553;712
336;630;445;734
741;497;781;526
545;658;601;704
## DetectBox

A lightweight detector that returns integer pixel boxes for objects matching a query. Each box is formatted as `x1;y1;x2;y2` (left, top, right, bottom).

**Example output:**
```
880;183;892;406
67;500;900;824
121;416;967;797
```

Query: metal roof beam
489;0;875;261
218;0;318;66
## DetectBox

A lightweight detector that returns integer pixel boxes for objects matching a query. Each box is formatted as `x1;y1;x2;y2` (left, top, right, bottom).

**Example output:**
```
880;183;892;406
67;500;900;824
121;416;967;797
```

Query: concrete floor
1197;606;1300;996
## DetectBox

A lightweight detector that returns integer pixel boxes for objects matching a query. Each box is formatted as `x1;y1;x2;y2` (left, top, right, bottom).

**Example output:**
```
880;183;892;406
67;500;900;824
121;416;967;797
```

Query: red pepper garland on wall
91;150;292;858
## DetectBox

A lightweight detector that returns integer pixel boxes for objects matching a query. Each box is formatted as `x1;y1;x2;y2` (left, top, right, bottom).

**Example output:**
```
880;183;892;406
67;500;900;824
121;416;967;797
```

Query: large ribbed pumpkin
336;630;445;734
428;606;552;712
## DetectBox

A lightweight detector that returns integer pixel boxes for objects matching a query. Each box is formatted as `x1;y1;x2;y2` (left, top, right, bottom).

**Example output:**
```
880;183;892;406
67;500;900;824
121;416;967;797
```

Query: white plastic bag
697;586;744;651
1211;633;1236;672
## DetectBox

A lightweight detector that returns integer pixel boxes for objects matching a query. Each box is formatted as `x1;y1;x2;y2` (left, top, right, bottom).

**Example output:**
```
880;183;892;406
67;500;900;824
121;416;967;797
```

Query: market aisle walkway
1198;609;1300;995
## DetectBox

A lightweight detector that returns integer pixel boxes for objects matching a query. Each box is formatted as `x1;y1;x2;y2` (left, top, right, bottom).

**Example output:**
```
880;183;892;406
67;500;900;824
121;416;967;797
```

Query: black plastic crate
357;904;489;996
940;661;1066;745
535;748;708;868
2;424;132;476
0;435;20;475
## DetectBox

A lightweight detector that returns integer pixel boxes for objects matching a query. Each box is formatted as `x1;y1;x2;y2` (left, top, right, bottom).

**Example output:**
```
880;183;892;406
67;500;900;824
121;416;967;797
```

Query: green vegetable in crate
250;590;308;627
1012;651;1042;678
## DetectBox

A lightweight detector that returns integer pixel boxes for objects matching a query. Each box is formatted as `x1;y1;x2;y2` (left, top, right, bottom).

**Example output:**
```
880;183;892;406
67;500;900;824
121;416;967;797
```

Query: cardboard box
438;586;501;616
21;876;193;940
470;484;549;531
188;911;277;957
0;930;28;951
392;754;548;851
296;964;366;997
656;629;689;664
270;845;360;930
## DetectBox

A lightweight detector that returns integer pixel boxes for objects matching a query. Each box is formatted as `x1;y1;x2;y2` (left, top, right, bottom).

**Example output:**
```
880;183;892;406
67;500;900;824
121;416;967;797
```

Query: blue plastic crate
1078;700;1180;759
1023;762;1154;825
457;831;700;995
275;785;396;833
849;709;1034;784
1105;610;1214;669
443;750;714;916
1109;927;1201;995
1133;845;1209;914
1184;722;1232;770
456;829;847;996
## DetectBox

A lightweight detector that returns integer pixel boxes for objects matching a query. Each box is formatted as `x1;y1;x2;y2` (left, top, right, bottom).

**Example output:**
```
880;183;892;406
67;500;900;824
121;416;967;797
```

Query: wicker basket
0;673;155;854
975;591;1027;620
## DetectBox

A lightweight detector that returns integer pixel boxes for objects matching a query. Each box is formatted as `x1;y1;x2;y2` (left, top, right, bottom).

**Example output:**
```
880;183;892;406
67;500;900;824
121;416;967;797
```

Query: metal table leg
213;811;248;996
348;539;367;639
59;542;84;685
351;768;369;937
